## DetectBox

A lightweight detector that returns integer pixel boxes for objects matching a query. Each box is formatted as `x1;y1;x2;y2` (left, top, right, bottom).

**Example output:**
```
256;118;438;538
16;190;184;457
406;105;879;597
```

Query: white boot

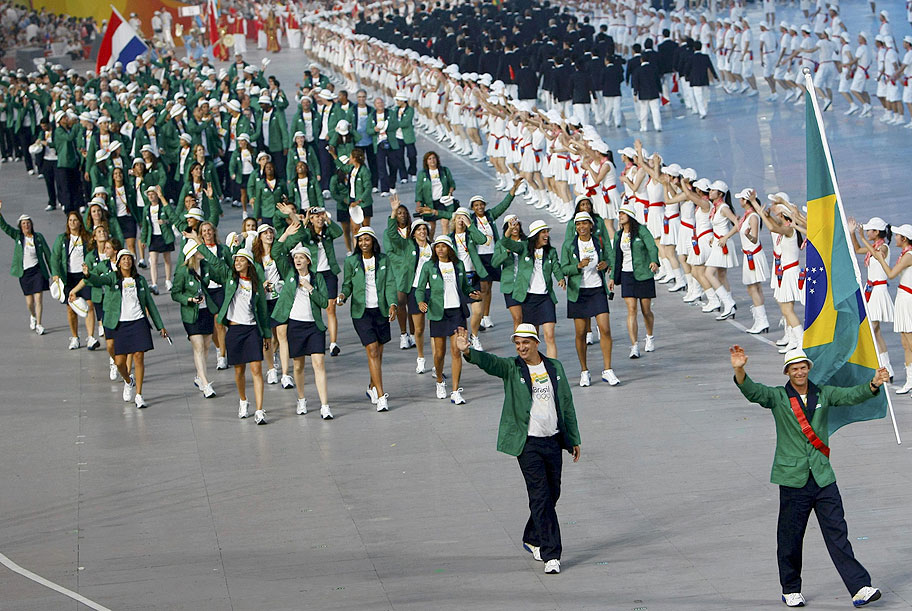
775;318;791;346
879;352;894;380
779;325;803;354
701;288;721;312
667;268;687;292
896;364;912;394
746;304;770;334
715;287;737;319
471;142;485;161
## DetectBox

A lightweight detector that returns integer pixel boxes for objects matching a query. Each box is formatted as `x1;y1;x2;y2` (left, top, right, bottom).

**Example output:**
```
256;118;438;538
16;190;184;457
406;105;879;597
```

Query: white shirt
227;278;256;325
349;166;359;199
149;203;162;235
527;361;558;437
240;149;254;174
620;231;634;272
119;277;145;321
578;238;602;288
262;110;272;147
475;215;495;255
528;248;547;294
439;261;460;308
289;275;315;322
412;242;432;288
67;235;84;273
114;185;129;217
429;168;443;201
296;177;310;206
22;235;38;269
363;256;379;308
319;104;331;140
205;245;221;288
262;255;282;300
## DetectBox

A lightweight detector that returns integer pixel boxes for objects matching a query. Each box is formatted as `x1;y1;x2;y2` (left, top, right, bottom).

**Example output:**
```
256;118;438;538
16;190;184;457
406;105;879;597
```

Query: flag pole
802;68;901;445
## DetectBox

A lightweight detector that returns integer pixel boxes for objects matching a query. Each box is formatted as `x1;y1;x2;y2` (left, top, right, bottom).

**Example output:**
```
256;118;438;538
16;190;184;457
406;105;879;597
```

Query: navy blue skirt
408;287;429;315
266;298;282;328
207;286;225;310
148;234;175;253
504;292;521;308
430;307;466;338
113;318;153;355
65;271;92;300
353;307;391;346
118;214;138;240
288;319;325;357
183;306;215;337
478;253;501;282
19;265;48;295
620;271;656;300
321;270;338;299
104;325;117;339
567;287;610;319
226;323;263;365
93;301;104;320
521;293;556;326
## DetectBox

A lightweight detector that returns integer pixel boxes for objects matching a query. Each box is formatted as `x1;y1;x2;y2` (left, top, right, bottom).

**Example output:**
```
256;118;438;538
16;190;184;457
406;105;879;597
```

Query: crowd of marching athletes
2;3;912;427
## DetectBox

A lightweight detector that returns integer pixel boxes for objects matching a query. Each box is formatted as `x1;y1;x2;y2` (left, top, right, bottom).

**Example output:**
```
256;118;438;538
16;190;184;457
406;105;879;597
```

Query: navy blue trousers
517;435;563;562
777;474;871;595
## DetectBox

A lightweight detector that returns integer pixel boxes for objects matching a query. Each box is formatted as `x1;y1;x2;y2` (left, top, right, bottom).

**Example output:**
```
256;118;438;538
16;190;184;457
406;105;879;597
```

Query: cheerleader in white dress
660;166;695;295
863;223;912;392
519;115;547;210
640;152;685;290
850;216;895;380
704;181;740;320
736;189;771;334
590;146;619;236
683;178;717;308
753;196;806;354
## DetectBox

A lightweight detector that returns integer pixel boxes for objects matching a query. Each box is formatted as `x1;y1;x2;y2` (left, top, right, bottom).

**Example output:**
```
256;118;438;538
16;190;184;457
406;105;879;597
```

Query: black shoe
330;343;341;357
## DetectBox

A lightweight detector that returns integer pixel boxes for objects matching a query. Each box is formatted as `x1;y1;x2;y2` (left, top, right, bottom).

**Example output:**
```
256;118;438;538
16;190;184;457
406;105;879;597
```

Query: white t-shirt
578;238;602;288
227;278;256;325
262;255;282;300
67;235;84;273
315;240;330;272
149;204;162;236
349;166;359;199
22;236;38;270
240;148;254;174
620;231;634;272
412;242;432;288
527;361;558;437
429;168;443;201
120;277;145;321
205;245;220;288
363;256;379;308
439;261;460;308
296;177;310;205
475;215;495;255
454;232;474;272
114;185;129;217
528;248;547;294
289;275;315;322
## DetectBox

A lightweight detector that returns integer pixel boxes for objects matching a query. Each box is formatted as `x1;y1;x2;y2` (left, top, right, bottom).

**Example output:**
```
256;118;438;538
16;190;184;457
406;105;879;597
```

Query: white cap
290;244;312;261
115;249;135;264
892;224;912;242
258;94;272;105
186;208;204;221
573;211;593;224
693;178;712;191
233;248;254;264
783;349;814;373
710;180;729;193
182;241;200;261
767;191;791;203
510;323;540;343
527;220;550;238
354;226;377;240
453;206;472;219
433;234;454;249
618;203;637;218
862;217;888;232
735;188;753;200
335;119;350;135
410;219;430;233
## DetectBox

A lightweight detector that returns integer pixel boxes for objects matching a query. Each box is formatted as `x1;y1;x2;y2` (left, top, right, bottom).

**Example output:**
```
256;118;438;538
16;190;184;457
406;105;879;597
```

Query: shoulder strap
788;396;830;458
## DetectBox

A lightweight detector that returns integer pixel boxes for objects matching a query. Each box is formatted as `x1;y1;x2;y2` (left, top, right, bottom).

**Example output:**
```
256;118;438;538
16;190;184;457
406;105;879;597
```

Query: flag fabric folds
801;87;887;434
96;8;148;73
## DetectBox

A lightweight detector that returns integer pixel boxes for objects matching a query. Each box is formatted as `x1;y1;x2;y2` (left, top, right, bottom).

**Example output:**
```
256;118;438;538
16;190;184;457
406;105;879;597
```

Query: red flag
661;96;669;105
207;0;219;47
671;74;679;93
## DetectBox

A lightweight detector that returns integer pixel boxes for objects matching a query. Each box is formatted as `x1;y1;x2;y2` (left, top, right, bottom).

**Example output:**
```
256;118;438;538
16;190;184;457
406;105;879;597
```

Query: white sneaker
480;315;494;329
202;383;216;398
109;359;119;380
629;344;640;359
585;332;593;345
238;400;250;419
320;404;333;420
266;368;278;384
844;103;859;116
436;381;447;399
602;369;620;386
165;280;173;292
376;394;389;412
644;335;655;352
29;315;36;330
35;324;45;335
98;326;104;337
134;394;147;409
471;335;483;351
193;376;202;389
523;542;542;561
281;375;295;389
216;355;228;370
86;336;100;350
296;397;308;415
399;333;410;349
366;386;379;404
254;409;267;424
852;586;881;607
330;342;341;356
122;376;135;402
781;592;806;607
579;370;591;387
407;333;416;348
450;388;466;404
68;336;80;350
416;357;426;374
544;559;561;574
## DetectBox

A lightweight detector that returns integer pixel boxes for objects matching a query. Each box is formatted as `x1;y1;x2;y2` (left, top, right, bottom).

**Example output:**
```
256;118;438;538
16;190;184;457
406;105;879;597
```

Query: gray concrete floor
1;2;912;609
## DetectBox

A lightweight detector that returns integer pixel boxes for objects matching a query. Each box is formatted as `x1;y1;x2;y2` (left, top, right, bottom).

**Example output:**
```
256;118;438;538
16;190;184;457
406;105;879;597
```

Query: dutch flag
95;6;148;73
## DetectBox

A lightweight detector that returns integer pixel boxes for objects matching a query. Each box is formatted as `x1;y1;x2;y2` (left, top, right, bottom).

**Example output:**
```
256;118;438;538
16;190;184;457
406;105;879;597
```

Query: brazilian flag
802;89;887;434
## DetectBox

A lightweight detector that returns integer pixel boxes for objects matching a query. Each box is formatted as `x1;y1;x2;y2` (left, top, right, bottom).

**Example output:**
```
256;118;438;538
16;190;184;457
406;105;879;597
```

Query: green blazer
287;109;319;144
315;102;344;140
0;214;51;278
416;259;474;321
736;374;879;488
140;201;178;246
368;108;400;152
491;238;519;296
340;252;398;319
383;217;418;293
50;232;88;278
52;125;79;169
500;238;564;303
228;147;256;185
392;104;416;144
610;224;659;283
83;208;124;245
170;263;219;324
414;166;456;208
465;348;581;457
288;221;343;275
267;241;329;329
251;177;288;225
285;146;320;187
332;162;372;208
83;252;113;303
288;175;324;211
85;270;165;331
560;234;612;302
198;246;273;338
251;108;290;153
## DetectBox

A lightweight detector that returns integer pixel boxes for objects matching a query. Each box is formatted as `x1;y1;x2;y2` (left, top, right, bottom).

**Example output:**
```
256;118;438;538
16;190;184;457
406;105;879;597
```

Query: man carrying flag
730;344;885;608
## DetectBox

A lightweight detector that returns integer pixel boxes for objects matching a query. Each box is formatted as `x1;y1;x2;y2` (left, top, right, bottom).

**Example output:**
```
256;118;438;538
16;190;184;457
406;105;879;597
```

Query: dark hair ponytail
882;225;893;244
